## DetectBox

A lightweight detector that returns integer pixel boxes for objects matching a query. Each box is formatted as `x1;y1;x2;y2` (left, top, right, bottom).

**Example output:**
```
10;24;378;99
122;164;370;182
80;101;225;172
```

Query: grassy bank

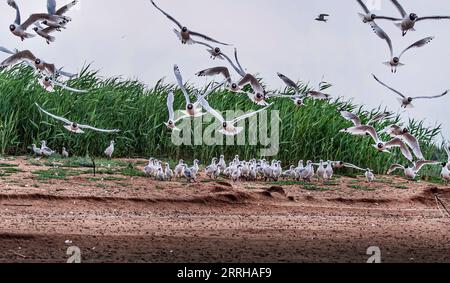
0;65;444;174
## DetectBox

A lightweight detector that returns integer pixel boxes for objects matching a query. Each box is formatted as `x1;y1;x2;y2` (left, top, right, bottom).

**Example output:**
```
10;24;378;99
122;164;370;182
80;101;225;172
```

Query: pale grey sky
1;0;449;140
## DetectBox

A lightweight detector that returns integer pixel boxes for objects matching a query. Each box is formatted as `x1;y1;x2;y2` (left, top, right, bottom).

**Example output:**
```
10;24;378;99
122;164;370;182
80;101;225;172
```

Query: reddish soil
0;157;449;263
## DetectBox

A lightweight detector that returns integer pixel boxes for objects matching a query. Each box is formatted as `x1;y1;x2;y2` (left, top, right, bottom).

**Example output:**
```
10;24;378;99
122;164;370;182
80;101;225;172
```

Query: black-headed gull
173;64;225;117
356;0;401;23
165;91;188;131
388;160;439;179
7;0;65;41
199;97;273;136
150;0;230;46
372;74;448;108
389;0;450;36
369;22;434;73
104;141;115;158
36;103;120;134
382;124;424;160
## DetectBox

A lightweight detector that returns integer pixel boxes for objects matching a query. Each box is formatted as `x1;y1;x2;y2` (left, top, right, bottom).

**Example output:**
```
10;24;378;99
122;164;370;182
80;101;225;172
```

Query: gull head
377;143;384;150
35;58;42;65
9;25;15;31
402;128;409;134
187;103;194;110
182;27;188;32
214;47;221;53
442;162;447;167
33;27;39;32
409;13;418;21
256;93;263;100
370;14;377;20
393;57;400;64
43;20;48;25
407;97;413;103
222;122;228;129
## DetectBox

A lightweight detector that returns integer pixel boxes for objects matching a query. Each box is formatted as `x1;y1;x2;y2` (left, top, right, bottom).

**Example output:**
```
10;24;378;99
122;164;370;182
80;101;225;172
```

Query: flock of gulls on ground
0;0;449;185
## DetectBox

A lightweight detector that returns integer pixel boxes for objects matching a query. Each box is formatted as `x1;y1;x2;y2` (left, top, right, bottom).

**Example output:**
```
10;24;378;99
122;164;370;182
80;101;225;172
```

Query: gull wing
340;111;361;126
189;30;230;46
372;74;405;98
390;0;407;18
21;14;62;30
35;103;72;124
1;50;37;67
414;160;439;172
232;103;273;124
398;37;434;59
173;64;190;104
401;132;424;160
357;0;370;14
387;164;405;174
167;91;175;121
444;143;450;163
78;124;120;133
199;97;225;124
7;0;21;25
277;73;299;94
342;125;380;143
413;90;448;100
196;67;232;84
52;80;88;93
238;73;264;94
56;0;79;15
369;22;394;59
47;0;57;14
385;137;413;162
150;0;183;29
417;16;450;22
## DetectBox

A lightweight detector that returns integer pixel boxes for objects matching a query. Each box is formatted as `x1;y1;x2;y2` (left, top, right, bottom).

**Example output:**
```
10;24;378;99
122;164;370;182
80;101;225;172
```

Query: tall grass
0;65;443;174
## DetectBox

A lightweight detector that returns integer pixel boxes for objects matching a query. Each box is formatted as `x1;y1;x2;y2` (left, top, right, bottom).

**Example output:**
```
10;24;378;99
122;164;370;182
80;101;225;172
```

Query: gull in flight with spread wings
35;103;120;134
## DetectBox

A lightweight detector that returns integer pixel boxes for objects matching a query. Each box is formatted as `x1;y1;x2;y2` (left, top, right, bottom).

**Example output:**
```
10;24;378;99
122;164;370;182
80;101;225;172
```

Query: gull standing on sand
389;0;450;36
365;169;375;183
36;103;120;134
104;141;115;159
369;22;434;73
150;0;230;46
372;75;448;108
174;160;185;178
40;141;55;157
62;147;69;158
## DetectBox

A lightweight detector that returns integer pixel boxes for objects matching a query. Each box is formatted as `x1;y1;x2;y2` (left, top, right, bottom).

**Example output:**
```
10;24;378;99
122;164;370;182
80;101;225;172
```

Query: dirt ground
0;156;449;263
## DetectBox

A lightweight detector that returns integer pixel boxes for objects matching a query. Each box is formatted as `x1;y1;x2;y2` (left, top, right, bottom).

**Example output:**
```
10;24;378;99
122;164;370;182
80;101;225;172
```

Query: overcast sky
1;0;449;140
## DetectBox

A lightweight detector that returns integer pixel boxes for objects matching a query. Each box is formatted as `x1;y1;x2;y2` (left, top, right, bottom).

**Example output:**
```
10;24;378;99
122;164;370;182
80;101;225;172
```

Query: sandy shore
0;157;449;263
